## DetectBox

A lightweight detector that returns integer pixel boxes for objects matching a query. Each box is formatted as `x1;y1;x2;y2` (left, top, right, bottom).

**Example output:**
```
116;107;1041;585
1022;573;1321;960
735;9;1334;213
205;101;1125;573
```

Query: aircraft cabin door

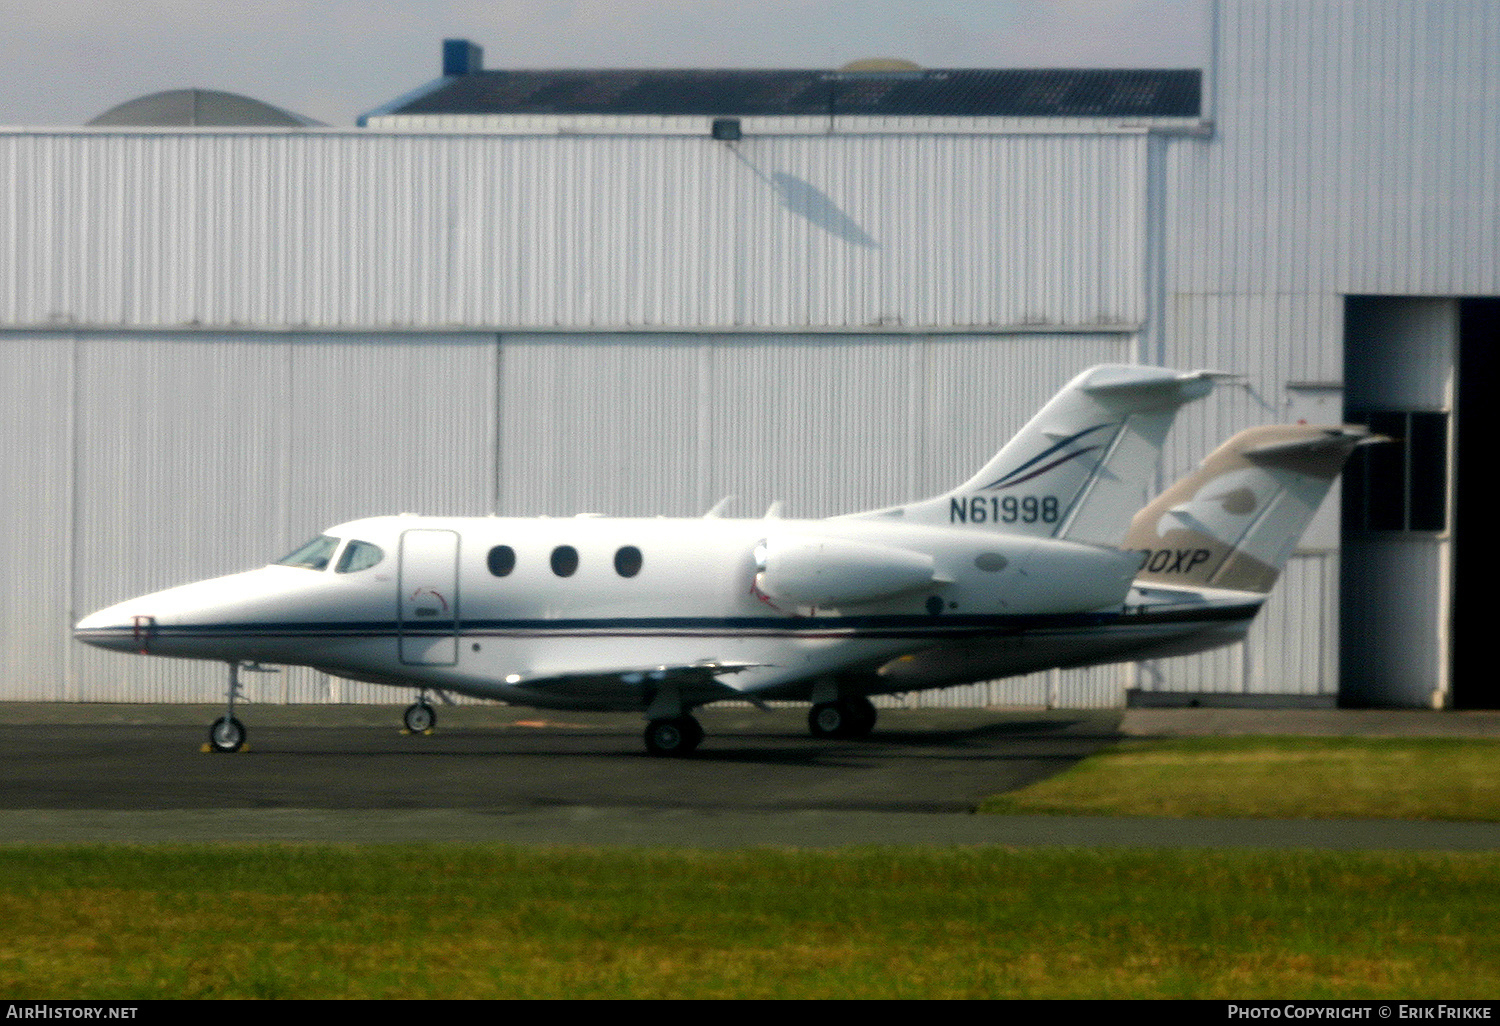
399;529;460;666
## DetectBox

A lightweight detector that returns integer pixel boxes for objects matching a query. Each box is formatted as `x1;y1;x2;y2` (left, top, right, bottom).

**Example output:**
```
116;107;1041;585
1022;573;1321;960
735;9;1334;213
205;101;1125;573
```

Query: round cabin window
614;545;643;578
487;545;516;577
551;545;579;577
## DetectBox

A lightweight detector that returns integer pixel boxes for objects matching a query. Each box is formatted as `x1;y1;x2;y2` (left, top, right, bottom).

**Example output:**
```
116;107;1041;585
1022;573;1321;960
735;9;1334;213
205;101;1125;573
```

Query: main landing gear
643;715;704;756
403;691;437;734
807;696;878;739
641;696;878;756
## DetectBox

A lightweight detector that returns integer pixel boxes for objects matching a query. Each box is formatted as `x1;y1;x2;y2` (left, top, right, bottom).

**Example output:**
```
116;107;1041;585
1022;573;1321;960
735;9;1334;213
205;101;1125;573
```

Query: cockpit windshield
336;540;385;574
277;535;340;571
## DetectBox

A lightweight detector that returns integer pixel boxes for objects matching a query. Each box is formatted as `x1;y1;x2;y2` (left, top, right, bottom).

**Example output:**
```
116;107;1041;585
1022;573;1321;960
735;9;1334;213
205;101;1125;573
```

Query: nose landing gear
208;714;246;753
204;662;278;753
202;660;279;750
205;662;248;753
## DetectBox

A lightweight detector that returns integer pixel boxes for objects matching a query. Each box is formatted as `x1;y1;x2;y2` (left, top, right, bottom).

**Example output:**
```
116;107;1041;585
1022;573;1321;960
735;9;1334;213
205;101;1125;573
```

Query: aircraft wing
503;660;761;711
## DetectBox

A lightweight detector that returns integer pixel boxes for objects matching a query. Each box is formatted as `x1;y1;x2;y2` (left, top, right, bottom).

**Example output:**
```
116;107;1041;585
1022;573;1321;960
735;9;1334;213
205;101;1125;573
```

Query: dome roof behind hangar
838;58;923;72
89;89;323;127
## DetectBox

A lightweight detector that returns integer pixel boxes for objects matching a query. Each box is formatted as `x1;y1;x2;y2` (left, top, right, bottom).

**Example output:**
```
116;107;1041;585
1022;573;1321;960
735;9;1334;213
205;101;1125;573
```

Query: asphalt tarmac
2;702;1498;849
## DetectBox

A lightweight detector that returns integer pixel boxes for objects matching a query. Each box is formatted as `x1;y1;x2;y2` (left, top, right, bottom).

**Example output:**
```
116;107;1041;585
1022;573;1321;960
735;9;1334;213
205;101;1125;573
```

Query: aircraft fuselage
76;368;1367;756
74;513;1241;711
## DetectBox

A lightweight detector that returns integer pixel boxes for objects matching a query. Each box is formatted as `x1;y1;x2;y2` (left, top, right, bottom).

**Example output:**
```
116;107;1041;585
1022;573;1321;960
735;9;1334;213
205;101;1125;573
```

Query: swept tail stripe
981;445;1103;490
979;422;1114;490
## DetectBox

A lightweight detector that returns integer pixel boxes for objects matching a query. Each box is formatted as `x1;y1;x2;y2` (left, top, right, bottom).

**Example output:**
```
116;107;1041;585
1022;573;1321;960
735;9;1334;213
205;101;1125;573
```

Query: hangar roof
362;43;1200;122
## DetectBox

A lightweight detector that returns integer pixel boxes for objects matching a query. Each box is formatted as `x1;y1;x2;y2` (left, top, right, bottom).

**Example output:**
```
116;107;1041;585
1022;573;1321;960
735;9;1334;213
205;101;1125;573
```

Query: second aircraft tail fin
1125;425;1375;594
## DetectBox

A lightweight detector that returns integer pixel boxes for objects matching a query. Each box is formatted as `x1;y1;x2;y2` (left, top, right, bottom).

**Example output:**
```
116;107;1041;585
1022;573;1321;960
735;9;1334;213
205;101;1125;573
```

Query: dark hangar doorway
1341;296;1498;709
1453;298;1500;708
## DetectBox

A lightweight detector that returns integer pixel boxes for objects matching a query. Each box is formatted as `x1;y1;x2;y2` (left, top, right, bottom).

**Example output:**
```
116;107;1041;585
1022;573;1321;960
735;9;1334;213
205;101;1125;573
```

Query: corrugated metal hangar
2;0;1495;710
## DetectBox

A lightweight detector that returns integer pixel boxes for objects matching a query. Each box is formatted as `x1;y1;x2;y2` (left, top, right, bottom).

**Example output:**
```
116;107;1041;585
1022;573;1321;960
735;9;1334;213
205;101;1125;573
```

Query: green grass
7;737;1496;999
979;736;1500;820
2;844;1498;999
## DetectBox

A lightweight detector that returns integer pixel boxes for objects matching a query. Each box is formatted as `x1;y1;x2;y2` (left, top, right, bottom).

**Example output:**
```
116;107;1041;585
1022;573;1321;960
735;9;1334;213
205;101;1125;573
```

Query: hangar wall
0;119;1160;707
0;131;1147;332
2;332;497;704
1135;0;1500;705
2;330;1131;708
6;0;1496;709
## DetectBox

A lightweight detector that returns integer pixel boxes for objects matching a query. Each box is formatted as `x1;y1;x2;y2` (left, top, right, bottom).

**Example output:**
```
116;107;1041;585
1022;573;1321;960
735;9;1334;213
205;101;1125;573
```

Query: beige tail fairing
1125;425;1376;594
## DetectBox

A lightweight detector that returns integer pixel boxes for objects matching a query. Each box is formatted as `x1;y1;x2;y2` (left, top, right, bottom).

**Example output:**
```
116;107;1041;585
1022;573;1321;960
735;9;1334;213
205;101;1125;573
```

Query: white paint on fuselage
873;584;1263;692
74;512;1160;710
75;363;1276;722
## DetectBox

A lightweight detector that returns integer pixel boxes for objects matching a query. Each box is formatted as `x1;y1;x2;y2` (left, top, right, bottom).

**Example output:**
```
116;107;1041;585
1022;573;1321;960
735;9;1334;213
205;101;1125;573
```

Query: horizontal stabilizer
1126;425;1373;593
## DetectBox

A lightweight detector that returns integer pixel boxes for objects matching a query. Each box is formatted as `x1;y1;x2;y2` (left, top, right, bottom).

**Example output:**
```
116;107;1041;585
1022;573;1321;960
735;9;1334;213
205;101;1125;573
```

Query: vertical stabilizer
855;364;1217;546
1126;425;1373;593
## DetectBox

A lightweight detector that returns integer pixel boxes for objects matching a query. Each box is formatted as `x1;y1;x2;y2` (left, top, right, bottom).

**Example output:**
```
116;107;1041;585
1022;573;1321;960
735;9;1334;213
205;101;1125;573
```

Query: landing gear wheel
208;715;246;753
808;701;847;738
809;698;878;739
403;701;436;734
644;716;703;756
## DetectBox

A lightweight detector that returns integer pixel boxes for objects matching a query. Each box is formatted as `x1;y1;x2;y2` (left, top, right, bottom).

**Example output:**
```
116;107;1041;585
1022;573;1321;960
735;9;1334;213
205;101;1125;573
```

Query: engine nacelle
753;534;946;607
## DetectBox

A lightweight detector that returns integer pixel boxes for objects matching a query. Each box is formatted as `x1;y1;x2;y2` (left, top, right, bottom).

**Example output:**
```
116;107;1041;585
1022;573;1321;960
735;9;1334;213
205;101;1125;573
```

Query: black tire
845;696;878;738
208;715;246;753
403;702;436;733
644;716;703;756
808;701;846;738
809;698;878;739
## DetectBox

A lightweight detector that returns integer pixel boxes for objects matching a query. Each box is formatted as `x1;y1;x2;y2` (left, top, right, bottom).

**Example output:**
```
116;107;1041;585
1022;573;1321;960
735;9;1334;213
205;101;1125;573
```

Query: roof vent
443;39;483;76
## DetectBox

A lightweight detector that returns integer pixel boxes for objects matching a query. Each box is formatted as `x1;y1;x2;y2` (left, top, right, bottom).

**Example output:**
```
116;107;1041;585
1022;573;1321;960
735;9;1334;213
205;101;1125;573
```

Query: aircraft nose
73;605;154;653
73;568;276;655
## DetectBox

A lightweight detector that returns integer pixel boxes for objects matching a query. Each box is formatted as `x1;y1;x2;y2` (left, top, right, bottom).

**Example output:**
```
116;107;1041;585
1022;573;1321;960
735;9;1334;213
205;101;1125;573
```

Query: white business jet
73;365;1367;755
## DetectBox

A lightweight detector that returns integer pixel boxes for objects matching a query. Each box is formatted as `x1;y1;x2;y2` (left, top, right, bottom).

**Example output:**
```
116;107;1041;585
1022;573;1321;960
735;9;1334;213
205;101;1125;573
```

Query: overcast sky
3;1;1211;127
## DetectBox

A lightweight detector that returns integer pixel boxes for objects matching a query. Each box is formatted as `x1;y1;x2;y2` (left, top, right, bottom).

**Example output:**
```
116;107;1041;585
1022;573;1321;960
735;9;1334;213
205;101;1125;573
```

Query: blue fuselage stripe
74;604;1258;642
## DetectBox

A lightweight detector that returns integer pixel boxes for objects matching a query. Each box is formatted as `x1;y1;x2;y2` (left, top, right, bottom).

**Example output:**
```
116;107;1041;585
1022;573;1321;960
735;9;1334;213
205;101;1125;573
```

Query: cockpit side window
277;535;340;571
336;540;386;574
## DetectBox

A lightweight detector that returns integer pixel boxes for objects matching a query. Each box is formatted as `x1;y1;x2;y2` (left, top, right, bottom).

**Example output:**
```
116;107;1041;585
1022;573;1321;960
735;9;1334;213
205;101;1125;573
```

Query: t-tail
1126;424;1376;594
851;364;1220;547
